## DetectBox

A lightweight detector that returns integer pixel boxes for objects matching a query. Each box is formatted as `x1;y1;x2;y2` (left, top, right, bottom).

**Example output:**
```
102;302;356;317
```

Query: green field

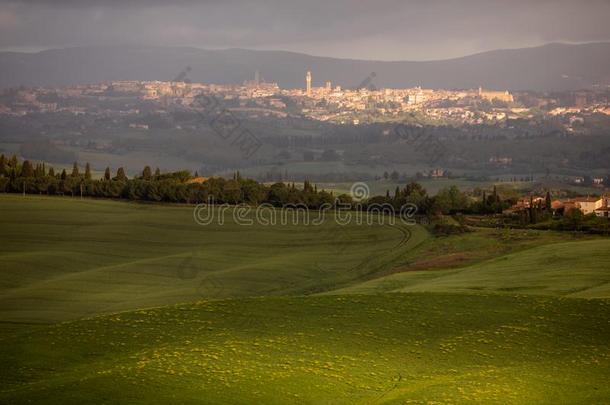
2;294;609;404
316;178;603;197
0;194;426;325
332;239;610;298
316;179;500;197
1;194;610;403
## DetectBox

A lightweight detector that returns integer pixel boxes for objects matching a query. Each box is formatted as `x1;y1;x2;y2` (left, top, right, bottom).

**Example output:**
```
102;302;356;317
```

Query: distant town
2;70;610;130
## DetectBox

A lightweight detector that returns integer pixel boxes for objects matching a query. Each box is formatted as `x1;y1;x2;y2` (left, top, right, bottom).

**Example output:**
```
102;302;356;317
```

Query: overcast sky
1;0;610;60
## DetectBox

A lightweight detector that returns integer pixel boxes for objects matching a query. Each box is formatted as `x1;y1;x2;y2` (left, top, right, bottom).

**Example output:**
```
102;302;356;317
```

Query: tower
306;71;312;96
254;70;260;85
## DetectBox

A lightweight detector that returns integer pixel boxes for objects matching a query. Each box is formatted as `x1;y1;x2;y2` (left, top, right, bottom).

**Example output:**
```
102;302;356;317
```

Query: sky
1;0;610;60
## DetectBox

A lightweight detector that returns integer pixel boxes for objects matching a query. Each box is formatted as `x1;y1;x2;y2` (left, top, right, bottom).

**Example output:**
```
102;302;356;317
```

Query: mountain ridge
1;42;610;91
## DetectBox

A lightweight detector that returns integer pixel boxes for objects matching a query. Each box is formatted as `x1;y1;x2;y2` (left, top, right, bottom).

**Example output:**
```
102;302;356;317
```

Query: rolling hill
1;42;610;91
0;194;427;326
332;239;610;298
1;194;609;329
1;195;610;403
1;294;609;404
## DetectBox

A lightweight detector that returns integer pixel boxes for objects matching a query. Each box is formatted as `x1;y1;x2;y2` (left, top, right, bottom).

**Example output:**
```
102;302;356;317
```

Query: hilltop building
407;88;425;105
306;71;312;96
478;87;514;103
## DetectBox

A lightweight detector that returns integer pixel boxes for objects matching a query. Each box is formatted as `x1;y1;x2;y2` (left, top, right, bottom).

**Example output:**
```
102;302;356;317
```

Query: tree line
0;154;512;217
0;155;343;208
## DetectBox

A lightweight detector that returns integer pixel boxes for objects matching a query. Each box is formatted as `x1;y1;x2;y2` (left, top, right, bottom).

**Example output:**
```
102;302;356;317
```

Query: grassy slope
372;227;593;274
2;195;610;403
331;239;610;298
1;294;609;404
0;194;427;325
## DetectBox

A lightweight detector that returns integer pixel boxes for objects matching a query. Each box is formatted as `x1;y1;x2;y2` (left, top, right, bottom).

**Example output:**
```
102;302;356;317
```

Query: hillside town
1;71;610;129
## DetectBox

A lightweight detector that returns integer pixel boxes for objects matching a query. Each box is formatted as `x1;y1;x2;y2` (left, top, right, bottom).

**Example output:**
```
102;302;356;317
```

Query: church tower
306;71;312;96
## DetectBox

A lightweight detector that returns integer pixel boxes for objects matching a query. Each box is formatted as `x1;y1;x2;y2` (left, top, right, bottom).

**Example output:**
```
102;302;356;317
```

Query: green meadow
2;294;609;404
1;194;610;403
332;239;610;298
0;194;426;325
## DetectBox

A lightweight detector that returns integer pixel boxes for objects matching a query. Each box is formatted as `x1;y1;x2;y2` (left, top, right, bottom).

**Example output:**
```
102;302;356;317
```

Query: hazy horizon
2;0;610;61
2;40;610;63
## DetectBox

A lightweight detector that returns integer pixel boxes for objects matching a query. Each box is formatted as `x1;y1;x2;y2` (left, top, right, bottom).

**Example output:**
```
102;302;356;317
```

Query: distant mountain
1;43;610;91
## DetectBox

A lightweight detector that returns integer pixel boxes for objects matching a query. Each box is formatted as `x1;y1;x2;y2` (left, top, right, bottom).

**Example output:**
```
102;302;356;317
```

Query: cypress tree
60;169;67;180
21;160;35;177
545;191;552;213
104;167;111;181
142;166;152;180
48;167;55;177
0;154;5;176
85;163;92;180
71;162;79;177
154;167;161;179
37;164;43;177
115;167;127;181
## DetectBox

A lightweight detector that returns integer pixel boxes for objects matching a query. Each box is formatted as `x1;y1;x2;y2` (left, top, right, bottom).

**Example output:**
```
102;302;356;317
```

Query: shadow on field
176;253;225;298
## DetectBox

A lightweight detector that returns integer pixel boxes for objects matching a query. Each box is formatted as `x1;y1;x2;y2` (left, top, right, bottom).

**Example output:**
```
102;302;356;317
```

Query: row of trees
0;155;347;207
1;154;95;181
0;155;477;216
0;154;528;219
368;184;512;216
548;209;610;234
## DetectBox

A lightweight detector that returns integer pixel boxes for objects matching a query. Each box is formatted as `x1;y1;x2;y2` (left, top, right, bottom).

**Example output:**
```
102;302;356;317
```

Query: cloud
1;0;609;60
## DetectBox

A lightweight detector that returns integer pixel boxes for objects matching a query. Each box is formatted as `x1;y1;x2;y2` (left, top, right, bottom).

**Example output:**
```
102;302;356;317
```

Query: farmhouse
595;196;610;218
552;195;608;216
571;197;604;215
